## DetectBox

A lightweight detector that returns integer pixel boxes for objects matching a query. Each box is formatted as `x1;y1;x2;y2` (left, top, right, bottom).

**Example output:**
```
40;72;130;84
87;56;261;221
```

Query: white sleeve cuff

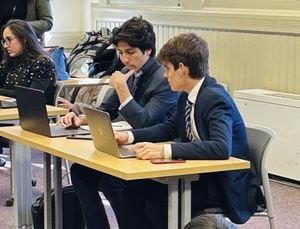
118;95;133;110
163;144;172;159
126;131;134;144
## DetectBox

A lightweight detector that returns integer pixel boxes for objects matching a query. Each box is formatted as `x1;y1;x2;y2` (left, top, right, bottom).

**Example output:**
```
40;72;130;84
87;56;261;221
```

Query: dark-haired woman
0;19;56;104
0;19;56;166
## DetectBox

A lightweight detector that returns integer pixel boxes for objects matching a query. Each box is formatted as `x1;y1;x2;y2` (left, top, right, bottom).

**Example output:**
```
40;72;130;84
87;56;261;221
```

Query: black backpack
31;185;84;229
66;27;123;78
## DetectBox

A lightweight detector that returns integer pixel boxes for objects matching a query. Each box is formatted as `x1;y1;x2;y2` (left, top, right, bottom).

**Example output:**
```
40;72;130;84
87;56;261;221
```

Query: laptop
14;85;89;137
84;107;136;158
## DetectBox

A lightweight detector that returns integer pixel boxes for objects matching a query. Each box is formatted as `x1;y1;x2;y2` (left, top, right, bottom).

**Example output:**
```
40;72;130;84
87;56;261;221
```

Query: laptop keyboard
50;125;89;136
119;146;136;158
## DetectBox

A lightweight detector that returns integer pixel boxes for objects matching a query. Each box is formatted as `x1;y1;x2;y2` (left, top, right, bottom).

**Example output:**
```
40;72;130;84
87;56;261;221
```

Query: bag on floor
31;185;85;229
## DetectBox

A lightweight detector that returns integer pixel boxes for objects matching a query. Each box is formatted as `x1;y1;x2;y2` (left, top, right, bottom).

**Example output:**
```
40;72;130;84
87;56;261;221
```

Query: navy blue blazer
133;76;265;224
98;57;178;129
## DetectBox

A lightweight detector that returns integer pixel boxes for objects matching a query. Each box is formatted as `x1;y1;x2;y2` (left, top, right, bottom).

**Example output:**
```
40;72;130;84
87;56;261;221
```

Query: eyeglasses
1;36;16;46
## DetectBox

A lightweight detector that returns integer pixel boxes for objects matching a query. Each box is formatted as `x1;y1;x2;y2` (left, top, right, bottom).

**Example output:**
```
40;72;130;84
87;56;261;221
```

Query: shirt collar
133;57;156;78
187;77;205;104
134;70;143;78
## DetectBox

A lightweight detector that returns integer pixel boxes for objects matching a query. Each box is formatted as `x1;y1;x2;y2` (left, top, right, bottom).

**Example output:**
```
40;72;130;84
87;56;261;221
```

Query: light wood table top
0;96;68;121
0;95;13;100
61;76;110;88
0;126;250;180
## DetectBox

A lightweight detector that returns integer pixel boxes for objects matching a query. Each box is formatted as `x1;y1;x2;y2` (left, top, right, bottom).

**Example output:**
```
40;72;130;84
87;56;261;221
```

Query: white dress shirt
127;77;205;159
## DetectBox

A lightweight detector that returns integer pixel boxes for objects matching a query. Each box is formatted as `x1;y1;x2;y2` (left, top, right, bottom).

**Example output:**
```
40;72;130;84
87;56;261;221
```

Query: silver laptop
84;107;136;158
15;85;89;137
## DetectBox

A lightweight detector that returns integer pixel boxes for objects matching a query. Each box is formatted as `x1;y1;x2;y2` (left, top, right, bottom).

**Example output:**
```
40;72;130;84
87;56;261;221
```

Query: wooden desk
61;77;109;88
0;95;68;120
0;126;250;229
0;105;67;121
0;105;68;228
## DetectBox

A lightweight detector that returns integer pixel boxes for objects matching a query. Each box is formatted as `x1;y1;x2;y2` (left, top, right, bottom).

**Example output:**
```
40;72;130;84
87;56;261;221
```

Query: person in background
184;214;237;229
0;19;56;166
60;16;178;228
0;0;53;61
114;33;265;229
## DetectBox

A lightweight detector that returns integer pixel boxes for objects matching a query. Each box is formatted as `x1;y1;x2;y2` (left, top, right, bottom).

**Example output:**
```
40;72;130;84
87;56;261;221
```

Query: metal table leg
53;156;63;229
154;177;180;229
181;175;199;228
11;142;32;227
44;153;52;229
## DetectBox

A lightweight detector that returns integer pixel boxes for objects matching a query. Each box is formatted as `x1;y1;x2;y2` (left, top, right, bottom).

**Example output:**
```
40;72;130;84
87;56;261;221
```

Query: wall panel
90;2;300;94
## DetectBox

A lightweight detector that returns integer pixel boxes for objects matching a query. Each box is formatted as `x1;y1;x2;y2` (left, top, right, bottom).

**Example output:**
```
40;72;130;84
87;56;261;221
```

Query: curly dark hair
111;16;156;57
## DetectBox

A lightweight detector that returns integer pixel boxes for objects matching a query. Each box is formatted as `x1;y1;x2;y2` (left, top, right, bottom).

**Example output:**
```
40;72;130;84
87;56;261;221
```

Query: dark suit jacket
99;57;178;129
132;75;265;224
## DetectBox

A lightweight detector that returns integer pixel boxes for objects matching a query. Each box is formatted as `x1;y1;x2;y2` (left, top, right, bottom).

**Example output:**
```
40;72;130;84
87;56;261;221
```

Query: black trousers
71;163;223;229
71;163;129;229
118;174;223;229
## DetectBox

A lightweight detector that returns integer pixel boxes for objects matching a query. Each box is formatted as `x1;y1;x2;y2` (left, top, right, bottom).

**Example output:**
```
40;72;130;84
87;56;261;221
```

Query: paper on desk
80;121;132;132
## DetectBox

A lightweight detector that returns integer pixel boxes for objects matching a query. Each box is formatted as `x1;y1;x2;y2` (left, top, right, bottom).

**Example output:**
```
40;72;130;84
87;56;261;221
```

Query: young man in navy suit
60;17;178;229
115;33;265;229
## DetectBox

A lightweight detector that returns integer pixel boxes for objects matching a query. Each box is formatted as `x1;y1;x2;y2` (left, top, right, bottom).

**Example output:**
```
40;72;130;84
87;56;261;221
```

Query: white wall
48;0;300;94
46;0;87;47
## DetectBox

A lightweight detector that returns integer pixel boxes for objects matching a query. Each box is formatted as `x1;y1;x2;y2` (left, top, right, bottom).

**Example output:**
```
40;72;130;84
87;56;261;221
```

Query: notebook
84;107;136;158
14;85;89;137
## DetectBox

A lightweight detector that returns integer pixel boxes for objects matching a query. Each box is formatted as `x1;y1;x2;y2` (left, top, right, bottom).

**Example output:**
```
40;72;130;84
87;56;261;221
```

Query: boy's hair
111;16;156;57
184;214;237;229
157;33;209;79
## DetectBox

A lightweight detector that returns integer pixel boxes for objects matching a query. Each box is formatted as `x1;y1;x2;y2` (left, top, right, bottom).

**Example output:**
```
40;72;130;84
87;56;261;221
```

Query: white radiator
95;20;196;52
234;89;300;181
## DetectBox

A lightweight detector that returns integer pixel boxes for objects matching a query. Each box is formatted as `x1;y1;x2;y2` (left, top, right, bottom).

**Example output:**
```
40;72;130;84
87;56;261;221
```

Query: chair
246;124;276;229
53;81;64;106
195;124;276;229
51;81;73;185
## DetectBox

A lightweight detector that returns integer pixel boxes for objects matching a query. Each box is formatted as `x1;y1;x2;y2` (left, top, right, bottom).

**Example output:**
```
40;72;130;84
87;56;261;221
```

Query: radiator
234;89;300;182
95;20;197;52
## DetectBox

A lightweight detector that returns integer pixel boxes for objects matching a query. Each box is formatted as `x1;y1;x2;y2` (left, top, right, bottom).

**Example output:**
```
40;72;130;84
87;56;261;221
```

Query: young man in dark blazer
115;33;265;229
59;16;178;229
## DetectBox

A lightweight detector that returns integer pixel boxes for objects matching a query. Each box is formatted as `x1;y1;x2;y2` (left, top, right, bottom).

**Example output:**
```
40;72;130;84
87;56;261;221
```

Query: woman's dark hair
1;19;51;67
111;16;156;57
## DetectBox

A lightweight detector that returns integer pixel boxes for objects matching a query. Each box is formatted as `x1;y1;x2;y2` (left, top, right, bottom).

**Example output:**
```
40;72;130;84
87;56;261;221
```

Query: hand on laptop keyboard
57;111;85;128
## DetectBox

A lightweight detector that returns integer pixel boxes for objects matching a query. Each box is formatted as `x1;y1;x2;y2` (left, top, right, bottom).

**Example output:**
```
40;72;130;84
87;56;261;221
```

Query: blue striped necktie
132;71;142;95
185;99;194;141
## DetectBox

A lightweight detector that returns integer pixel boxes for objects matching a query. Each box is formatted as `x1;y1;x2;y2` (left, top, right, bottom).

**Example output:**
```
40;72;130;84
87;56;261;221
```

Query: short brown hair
157;33;209;79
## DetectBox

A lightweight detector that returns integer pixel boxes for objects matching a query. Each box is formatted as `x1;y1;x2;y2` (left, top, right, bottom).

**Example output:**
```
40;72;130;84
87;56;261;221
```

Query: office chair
246;124;276;229
193;124;276;229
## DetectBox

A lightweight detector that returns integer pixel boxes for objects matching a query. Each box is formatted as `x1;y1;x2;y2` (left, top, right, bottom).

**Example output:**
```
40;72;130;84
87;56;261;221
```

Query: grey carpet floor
0;148;299;229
